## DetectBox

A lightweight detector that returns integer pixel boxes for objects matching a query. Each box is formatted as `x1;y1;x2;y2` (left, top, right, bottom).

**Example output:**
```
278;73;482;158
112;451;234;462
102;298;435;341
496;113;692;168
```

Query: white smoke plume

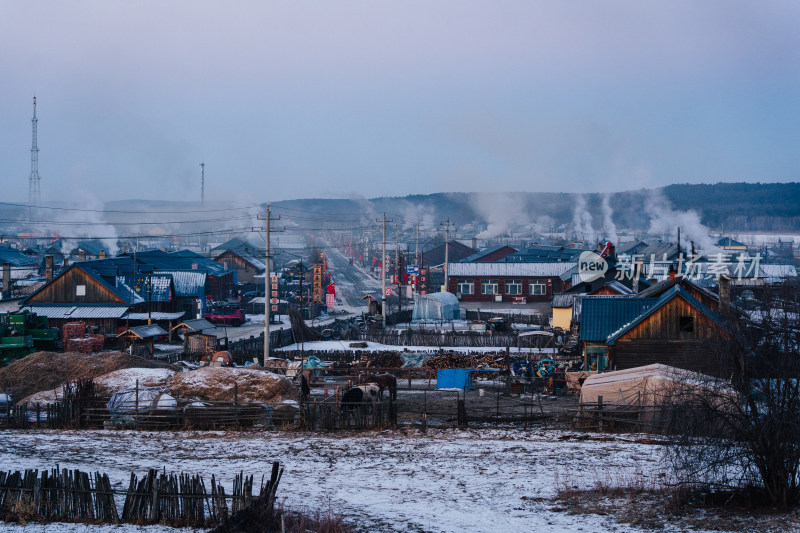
471;193;527;240
601;194;618;242
397;200;437;234
572;194;595;237
645;190;715;253
31;193;120;257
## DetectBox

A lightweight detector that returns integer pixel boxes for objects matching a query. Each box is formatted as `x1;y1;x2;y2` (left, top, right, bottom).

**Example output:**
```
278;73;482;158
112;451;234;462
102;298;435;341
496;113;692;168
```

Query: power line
0;201;262;214
0;227;253;241
0;214;256;226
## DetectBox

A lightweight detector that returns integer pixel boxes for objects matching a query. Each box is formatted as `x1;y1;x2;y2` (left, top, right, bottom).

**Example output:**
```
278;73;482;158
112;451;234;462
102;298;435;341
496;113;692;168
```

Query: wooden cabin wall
27;268;122;304
617;298;718;341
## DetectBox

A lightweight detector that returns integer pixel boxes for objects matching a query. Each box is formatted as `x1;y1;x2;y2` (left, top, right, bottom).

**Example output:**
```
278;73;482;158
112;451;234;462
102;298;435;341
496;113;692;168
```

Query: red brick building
447;262;574;303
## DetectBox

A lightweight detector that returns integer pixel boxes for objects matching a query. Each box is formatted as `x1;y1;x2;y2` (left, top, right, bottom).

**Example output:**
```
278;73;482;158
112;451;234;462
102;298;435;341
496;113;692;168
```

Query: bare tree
665;296;800;507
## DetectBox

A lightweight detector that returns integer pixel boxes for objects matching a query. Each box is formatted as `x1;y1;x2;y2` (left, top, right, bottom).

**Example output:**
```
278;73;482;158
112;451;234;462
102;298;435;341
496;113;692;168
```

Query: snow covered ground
0;427;724;533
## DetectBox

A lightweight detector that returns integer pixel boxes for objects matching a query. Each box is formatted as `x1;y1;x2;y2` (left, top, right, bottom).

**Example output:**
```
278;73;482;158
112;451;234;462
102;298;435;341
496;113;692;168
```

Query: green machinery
0;311;60;364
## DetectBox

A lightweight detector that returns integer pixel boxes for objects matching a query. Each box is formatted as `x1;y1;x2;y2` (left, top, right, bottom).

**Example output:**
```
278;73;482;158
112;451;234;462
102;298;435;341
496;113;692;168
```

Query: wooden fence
569;398;678;433
298;400;397;431
0;463;282;529
464;310;549;325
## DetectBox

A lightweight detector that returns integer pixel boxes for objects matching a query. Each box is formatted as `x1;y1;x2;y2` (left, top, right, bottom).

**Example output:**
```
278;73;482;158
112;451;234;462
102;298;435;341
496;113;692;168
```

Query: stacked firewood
424;352;509;371
364;352;404;368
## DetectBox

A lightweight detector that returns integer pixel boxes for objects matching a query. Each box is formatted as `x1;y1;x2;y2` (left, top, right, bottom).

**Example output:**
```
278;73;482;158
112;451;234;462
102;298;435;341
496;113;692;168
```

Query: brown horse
366;373;397;400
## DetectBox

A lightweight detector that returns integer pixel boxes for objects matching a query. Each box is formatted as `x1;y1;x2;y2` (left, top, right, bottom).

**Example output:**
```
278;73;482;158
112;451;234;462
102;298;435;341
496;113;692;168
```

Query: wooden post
597;395;604;432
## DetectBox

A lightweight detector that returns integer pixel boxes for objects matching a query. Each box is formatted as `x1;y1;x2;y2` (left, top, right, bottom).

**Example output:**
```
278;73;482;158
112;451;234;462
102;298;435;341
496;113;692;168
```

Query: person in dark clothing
300;372;310;401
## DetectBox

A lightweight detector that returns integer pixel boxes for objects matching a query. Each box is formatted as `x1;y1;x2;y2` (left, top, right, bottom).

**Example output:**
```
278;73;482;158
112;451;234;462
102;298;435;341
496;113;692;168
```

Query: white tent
579;364;722;406
412;292;460;322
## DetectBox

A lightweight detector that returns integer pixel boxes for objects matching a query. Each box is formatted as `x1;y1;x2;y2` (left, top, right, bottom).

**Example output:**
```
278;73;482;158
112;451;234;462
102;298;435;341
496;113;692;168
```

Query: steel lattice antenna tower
28;96;41;223
200;162;205;206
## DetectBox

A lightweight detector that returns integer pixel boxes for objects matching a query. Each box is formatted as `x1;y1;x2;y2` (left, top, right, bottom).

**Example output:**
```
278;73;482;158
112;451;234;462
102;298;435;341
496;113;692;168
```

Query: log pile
423;352;508;371
363;352;404;368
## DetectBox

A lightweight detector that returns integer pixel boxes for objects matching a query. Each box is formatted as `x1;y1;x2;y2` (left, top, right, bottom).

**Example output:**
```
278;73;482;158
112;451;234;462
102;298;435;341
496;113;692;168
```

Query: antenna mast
200;162;205;206
28;96;41;223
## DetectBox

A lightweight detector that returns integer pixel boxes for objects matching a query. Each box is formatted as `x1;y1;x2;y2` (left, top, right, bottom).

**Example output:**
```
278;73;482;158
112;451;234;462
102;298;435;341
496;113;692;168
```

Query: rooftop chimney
669;264;677;281
719;274;731;316
78;250;86;261
632;259;643;293
45;255;53;282
99;250;107;259
2;263;10;299
677;227;681;258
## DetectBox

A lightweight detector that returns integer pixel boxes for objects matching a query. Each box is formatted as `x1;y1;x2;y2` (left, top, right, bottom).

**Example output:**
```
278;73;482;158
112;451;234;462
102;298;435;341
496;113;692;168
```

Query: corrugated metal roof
579;297;655;342
180;318;216;331
552;293;578;308
605;281;635;295
124;324;168;338
459;245;517;263
504;246;582;263
760;264;797;278
22;305;129;319
123;311;185;321
158;270;206;297
448;262;575;278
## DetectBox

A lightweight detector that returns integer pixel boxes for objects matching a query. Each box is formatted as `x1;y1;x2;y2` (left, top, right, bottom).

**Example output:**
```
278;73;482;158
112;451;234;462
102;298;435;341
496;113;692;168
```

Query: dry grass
553;472;800;531
0;351;174;401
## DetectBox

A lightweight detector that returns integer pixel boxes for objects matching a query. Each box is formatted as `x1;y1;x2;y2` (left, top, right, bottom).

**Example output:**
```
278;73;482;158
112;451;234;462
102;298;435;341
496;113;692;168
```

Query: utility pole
259;205;283;366
147;271;153;325
415;219;420;267
415;220;420;297
396;224;401;313
441;218;451;293
377;213;393;328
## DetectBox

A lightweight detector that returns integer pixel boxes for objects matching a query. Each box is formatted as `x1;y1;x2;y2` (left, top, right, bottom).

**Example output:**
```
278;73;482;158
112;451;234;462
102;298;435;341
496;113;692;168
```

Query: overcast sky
2;1;799;204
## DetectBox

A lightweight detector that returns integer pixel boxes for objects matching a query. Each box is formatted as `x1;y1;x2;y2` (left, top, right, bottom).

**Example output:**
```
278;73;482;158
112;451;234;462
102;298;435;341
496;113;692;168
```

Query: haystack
0;351;175;402
168;367;298;404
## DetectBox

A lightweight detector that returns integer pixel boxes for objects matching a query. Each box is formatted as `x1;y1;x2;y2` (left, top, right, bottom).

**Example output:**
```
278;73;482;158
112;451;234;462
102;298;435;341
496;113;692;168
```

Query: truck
202;305;246;327
0;311;60;364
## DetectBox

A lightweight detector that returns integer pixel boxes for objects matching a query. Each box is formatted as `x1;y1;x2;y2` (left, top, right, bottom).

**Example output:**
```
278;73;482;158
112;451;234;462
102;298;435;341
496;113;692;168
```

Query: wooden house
19;263;139;334
606;286;730;376
213;249;266;284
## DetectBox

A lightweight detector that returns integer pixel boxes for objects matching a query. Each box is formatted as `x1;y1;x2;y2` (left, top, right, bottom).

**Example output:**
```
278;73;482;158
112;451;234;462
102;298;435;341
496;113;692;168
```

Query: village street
325;246;381;308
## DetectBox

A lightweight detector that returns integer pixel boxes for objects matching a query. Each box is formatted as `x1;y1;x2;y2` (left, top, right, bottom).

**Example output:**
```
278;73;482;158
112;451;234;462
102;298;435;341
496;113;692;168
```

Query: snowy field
0;427;731;533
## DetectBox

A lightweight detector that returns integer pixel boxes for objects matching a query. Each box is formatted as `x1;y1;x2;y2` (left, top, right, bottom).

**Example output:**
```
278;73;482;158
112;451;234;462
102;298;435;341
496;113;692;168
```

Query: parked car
202;306;246;326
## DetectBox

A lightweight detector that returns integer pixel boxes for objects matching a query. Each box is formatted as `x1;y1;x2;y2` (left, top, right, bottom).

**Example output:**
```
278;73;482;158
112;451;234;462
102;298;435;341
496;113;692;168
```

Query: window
76;285;86;296
529;280;546;295
505;279;522;295
679;316;695;334
481;279;499;295
457;280;474;295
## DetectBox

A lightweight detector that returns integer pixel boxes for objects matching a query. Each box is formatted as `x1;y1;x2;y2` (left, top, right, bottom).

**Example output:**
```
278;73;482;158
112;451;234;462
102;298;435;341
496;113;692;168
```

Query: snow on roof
448;262;575;278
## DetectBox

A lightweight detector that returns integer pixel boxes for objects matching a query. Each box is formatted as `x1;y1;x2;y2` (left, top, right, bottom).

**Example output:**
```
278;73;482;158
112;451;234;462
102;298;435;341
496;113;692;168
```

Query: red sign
326;293;335;311
385;288;392;296
271;291;278;297
271;305;278;312
270;298;278;304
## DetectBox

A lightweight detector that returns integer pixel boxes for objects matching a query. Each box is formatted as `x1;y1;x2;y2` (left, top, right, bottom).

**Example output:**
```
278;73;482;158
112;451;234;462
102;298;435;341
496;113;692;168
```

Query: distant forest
275;182;800;233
